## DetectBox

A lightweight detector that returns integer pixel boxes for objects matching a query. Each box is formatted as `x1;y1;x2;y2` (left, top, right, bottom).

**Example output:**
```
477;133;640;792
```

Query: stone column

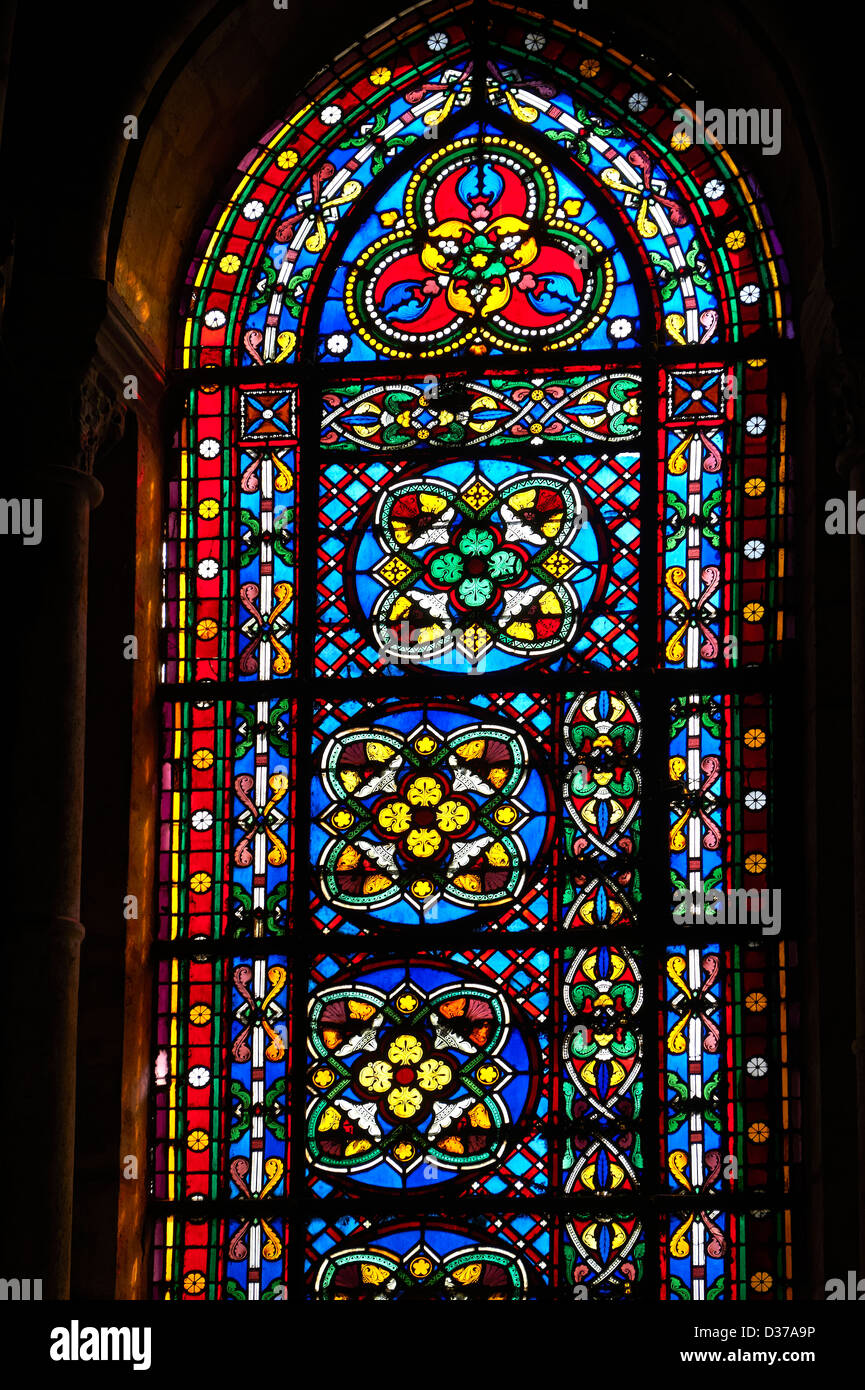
2;321;126;1297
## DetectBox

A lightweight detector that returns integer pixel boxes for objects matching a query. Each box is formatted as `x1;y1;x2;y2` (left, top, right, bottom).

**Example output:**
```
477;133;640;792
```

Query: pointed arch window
152;0;796;1300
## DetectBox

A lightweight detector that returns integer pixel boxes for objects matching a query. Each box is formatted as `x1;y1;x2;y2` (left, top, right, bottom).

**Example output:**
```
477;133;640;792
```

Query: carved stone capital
76;366;127;474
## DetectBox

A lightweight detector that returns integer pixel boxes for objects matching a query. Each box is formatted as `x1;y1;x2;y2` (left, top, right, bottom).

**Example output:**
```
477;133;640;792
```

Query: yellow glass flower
192;748;213;770
377;800;411;834
746;852;767;874
388;1034;423;1065
388;1085;423;1118
407;776;442;807
744;727;766;748
406;827;442;858
358;1059;393;1093
416;1058;453;1091
435;798;470;833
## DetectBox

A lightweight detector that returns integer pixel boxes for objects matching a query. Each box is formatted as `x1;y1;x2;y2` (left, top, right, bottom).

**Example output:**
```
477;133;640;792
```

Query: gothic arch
115;0;812;1300
5;0;860;1302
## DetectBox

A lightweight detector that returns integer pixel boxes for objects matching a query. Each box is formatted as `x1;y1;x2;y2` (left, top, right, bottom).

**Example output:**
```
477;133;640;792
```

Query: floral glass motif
157;0;795;1301
309;1217;548;1298
307;959;539;1191
318;451;640;677
355;461;596;671
340;132;629;358
311;703;550;925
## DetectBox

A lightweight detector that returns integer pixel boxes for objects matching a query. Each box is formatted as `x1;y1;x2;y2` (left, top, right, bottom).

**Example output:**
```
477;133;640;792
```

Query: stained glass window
154;0;796;1300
